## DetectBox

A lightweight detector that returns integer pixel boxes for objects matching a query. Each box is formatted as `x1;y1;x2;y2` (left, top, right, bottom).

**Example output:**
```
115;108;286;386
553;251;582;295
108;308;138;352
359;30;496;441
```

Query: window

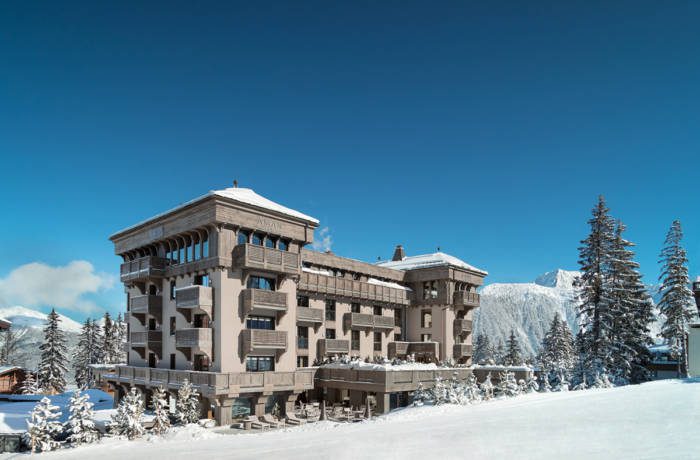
187;238;194;262
238;231;249;245
297;295;309;307
351;330;360;351
423;281;438;300
149;318;158;331
247;276;275;291
394;308;402;326
193;314;209;328
194;238;201;260
170;354;176;370
265;236;277;249
373;305;382;316
297;356;308;368
126;292;130;312
169;316;176;336
325;299;336;321
325;329;336;339
194;274;209;287
373;332;382;351
351;303;361;314
421;310;432;328
421;334;432;342
297;326;308;349
353;273;361;281
394;333;402;342
170;281;177;300
246;356;274;372
335;270;344;278
202;235;209;257
252;233;264;246
278;240;289;251
246;316;275;330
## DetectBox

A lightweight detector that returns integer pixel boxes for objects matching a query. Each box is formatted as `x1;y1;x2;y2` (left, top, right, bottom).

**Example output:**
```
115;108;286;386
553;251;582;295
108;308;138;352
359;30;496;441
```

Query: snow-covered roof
376;252;487;275
111;187;319;238
0;366;21;375
367;277;413;291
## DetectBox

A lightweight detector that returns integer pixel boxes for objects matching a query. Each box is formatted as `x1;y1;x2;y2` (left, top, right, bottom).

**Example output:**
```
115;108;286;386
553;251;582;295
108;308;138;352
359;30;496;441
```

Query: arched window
238;230;250;245
202;232;209;257
421;310;432;328
252;233;264;246
278;240;289;251
265;236;276;249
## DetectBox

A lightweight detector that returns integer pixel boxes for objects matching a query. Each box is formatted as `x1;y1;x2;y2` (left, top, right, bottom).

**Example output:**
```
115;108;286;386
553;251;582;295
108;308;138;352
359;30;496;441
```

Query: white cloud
0;261;115;313
312;227;333;252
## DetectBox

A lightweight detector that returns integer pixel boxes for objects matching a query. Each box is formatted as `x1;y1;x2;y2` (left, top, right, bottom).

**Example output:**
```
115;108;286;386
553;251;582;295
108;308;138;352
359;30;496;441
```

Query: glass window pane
252;233;264;245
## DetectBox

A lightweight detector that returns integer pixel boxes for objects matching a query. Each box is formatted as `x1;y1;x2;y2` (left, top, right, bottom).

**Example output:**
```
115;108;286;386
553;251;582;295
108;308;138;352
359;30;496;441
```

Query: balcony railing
318;338;349;356
130;330;162;358
453;343;473;359
241;329;287;355
175;285;213;320
387;341;439;360
296;307;324;325
454;318;473;335
232;243;300;275
175;328;213;359
344;313;395;330
453;291;480;308
120;256;169;283
129;295;163;323
241;289;288;316
298;272;411;306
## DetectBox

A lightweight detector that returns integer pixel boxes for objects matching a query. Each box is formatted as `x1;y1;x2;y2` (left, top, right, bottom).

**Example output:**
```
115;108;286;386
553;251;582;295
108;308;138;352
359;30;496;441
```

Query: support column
253;394;268;416
375;392;391;414
283;392;300;415
214;398;235;427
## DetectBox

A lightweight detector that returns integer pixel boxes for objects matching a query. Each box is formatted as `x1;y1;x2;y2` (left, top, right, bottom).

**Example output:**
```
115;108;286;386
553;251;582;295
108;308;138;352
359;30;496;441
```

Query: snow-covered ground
2;379;697;459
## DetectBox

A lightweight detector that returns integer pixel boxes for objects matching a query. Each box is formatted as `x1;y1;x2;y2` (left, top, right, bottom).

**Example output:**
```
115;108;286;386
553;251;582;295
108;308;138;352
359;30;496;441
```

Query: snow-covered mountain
473;269;581;358
0;305;84;333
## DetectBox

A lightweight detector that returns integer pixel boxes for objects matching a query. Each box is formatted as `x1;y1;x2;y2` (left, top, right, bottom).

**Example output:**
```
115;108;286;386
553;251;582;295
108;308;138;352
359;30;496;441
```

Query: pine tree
90;319;104;364
412;382;427;406
464;374;482;402
110;388;145;439
525;374;539;393
115;313;127;363
429;376;448;405
21;371;40;395
24;397;62;453
479;373;494;400
607;221;654;384
175;379;201;424
66;390;99;445
658;220;697;378
577;196;616;380
494;339;505;365
73;319;95;389
102;313;119;364
38;309;68;394
504;329;522;366
151;386;171;435
472;334;492;365
539;313;576;386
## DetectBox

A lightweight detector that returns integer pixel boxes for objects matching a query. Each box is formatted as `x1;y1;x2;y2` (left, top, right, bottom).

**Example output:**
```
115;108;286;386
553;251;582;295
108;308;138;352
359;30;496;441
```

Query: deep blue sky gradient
1;1;699;320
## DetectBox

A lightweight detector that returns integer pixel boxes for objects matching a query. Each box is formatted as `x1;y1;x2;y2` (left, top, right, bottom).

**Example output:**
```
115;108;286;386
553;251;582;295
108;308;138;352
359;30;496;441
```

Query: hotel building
103;185;486;425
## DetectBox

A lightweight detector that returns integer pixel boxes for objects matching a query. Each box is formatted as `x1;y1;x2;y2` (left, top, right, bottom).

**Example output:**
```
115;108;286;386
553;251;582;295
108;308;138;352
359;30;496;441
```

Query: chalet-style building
102;185;486;425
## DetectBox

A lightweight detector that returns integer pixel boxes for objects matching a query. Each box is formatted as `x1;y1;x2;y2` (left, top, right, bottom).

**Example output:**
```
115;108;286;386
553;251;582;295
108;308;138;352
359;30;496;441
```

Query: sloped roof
376;252;488;275
111;187;319;238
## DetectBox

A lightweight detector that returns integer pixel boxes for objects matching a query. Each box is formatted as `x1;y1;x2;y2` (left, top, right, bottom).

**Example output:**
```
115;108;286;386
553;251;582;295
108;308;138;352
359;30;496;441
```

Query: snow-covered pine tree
525;374;539;393
38;309;68;394
607;220;654;385
115;313;127;363
24;397;63;453
539;313;576;387
494;339;505;365
66;390;99;445
110;388;145;439
412;382;427;406
151;386;171;435
496;370;509;397
429;375;448;405
658;220;697;378
464;374;482;403
504;329;522;366
540;374;552;393
480;373;494;400
21;371;40;395
0;326;29;366
505;371;520;397
472;334;492;365
73;319;94;389
102;313;120;365
175;379;201;424
577;196;616;381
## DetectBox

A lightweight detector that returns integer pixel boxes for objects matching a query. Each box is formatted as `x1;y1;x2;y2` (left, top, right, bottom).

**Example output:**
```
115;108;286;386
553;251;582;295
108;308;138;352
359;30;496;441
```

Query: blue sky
1;1;699;321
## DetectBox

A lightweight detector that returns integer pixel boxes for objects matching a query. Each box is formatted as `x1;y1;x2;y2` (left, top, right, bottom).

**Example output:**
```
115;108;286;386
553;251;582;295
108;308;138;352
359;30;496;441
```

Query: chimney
233;180;238;188
392;244;405;261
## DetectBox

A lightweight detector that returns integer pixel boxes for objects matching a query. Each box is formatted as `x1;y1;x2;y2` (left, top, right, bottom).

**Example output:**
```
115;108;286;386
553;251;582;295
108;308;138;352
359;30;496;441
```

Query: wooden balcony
344;313;395;330
318;338;349;356
120;256;169;283
296;307;324;325
130;330;163;359
454;318;473;336
453;343;473;359
241;329;287;355
103;366;317;398
232;243;300;275
299;272;410;306
129;295;162;324
388;341;438;360
175;328;213;360
453;291;480;308
241;289;287;316
176;285;213;321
